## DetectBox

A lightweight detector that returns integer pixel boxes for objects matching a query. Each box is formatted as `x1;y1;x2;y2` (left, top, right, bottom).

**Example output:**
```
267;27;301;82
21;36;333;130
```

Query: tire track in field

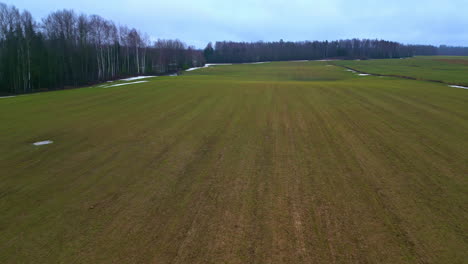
291;84;422;263
70;92;231;264
333;64;468;88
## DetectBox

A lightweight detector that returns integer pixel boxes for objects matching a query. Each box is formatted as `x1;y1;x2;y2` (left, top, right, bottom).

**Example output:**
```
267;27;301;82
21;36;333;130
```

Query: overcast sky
7;0;468;48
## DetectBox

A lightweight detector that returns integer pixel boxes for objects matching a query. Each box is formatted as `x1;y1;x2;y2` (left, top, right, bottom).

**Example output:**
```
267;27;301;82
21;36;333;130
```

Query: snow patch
206;63;233;66
186;63;233;72
358;74;370;76
449;85;468;90
104;81;149;88
33;140;53;146
119;76;156;81
0;96;16;99
186;67;203;72
243;61;271;64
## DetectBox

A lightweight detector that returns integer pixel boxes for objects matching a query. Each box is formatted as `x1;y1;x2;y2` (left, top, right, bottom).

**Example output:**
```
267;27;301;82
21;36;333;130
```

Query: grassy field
333;56;468;86
1;61;467;263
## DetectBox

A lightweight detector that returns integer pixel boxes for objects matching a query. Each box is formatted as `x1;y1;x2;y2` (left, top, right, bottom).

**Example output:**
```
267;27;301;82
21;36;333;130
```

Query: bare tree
0;3;208;95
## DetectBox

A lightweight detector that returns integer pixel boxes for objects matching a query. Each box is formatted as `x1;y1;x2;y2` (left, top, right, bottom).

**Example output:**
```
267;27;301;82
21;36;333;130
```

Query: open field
334;56;468;86
1;61;467;263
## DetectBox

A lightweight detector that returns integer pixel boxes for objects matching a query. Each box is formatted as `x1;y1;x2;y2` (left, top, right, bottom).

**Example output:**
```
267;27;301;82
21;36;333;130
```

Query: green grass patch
1;61;467;263
334;56;468;86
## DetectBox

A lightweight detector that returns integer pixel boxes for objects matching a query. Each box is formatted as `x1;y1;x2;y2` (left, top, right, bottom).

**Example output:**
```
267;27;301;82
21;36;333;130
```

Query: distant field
1;61;467;263
334;56;468;86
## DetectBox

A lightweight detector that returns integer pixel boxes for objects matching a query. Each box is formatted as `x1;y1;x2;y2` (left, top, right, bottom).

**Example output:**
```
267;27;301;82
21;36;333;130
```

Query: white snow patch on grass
119;76;156;81
186;63;233;72
33;140;53;146
449;85;468;90
243;61;271;64
186;67;203;71
358;74;370;76
104;80;149;88
205;63;233;66
0;96;16;99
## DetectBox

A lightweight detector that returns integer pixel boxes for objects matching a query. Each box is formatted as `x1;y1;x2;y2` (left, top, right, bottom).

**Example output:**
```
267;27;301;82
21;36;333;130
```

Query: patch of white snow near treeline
243;61;271;64
0;95;16;99
185;67;203;72
358;74;370;76
33;140;53;146
206;63;233;66
104;80;149;88
186;63;233;72
119;76;157;81
449;85;468;90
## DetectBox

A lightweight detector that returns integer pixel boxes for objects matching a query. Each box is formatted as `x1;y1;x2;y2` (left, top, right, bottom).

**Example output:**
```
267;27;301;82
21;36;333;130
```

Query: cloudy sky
7;0;468;48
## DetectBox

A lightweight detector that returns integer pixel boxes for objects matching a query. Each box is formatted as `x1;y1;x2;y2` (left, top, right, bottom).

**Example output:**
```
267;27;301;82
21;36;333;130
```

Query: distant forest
1;2;467;95
0;3;204;95
204;41;468;63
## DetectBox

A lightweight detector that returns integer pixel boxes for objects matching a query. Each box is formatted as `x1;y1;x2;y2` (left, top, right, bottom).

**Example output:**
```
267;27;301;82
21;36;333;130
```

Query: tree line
2;2;467;95
204;40;468;63
0;3;204;95
438;45;468;56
